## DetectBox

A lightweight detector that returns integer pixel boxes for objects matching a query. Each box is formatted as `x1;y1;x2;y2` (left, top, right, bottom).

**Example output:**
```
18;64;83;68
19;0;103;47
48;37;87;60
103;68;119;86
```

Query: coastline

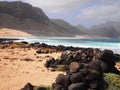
0;42;120;90
0;42;64;90
75;35;110;39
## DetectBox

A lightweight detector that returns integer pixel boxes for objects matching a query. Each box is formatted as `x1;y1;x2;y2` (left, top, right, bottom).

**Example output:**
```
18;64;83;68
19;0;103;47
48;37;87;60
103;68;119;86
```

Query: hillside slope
88;23;119;38
51;19;84;35
0;1;83;37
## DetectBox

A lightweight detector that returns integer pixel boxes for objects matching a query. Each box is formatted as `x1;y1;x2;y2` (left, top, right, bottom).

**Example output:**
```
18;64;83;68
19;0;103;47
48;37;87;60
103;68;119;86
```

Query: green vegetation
56;65;66;71
103;73;120;90
33;85;52;90
46;86;52;90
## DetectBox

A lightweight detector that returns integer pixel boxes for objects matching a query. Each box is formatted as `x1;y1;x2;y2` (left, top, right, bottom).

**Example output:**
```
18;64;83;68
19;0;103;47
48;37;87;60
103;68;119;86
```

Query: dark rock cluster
0;41;82;52
99;49;120;74
44;48;101;69
0;41;120;90
44;49;120;90
45;49;120;74
35;44;81;54
52;61;103;90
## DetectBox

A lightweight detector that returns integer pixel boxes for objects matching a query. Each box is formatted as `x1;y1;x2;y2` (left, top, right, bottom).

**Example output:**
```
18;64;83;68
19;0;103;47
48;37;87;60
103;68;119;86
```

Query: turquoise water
0;36;119;55
1;36;119;53
16;37;120;52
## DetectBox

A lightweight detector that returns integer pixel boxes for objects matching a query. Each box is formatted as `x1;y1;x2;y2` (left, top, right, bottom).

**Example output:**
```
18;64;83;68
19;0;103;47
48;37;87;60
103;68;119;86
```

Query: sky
1;0;120;27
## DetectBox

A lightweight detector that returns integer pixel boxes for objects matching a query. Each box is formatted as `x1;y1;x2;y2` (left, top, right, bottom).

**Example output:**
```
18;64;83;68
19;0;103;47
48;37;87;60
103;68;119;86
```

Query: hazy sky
1;0;120;27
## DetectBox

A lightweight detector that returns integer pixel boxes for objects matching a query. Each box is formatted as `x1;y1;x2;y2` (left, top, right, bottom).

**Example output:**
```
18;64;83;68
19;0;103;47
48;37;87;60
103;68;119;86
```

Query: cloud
77;0;120;25
24;0;93;13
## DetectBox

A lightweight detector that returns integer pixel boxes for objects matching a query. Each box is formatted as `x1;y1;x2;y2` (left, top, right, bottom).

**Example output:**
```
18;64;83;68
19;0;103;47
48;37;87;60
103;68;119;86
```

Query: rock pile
46;49;120;90
52;60;103;90
99;49;120;74
4;41;119;90
45;49;120;74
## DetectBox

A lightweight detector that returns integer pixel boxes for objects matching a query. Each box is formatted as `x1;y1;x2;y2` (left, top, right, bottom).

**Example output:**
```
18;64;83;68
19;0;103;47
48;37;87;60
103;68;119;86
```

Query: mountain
75;22;120;38
89;25;119;38
96;22;120;36
75;24;87;34
0;1;83;37
51;19;84;35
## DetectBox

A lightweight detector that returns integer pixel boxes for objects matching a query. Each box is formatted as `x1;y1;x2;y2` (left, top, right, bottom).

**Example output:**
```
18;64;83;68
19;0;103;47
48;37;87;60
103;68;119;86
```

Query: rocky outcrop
51;49;120;90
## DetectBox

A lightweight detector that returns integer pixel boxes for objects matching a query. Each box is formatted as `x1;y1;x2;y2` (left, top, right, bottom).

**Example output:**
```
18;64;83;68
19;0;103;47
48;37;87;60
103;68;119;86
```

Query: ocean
15;37;120;54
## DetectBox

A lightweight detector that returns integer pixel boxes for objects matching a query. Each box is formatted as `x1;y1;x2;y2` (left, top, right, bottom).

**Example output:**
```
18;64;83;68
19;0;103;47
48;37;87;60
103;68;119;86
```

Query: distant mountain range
76;22;120;38
0;1;83;37
0;1;119;38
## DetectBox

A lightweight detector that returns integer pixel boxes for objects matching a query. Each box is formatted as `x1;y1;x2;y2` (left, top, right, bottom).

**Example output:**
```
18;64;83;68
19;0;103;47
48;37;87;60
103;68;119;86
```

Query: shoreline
0;37;120;54
0;38;22;42
0;41;120;90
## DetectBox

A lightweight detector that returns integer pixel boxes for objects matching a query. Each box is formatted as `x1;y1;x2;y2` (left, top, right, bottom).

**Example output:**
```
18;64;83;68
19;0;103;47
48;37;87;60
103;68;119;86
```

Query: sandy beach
0;47;64;90
0;42;120;90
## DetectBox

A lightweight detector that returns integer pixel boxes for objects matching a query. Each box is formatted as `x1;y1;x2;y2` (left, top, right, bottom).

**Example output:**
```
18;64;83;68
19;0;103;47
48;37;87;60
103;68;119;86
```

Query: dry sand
0;28;33;37
0;48;64;90
0;46;120;90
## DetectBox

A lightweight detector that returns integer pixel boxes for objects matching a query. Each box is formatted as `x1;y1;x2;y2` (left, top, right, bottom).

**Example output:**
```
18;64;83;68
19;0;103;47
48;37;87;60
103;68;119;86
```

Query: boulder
55;74;65;85
61;51;71;60
88;60;103;75
69;62;80;73
88;80;99;90
64;75;71;88
70;72;84;83
68;83;86;90
72;52;81;61
55;74;71;87
52;83;65;90
100;61;108;72
85;69;100;81
44;57;56;68
99;50;115;63
21;83;33;90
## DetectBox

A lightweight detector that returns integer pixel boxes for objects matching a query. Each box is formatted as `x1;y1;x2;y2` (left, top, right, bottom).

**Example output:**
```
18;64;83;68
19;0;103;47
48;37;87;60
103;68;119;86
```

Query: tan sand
0;28;33;37
116;62;120;71
0;47;120;90
0;48;63;90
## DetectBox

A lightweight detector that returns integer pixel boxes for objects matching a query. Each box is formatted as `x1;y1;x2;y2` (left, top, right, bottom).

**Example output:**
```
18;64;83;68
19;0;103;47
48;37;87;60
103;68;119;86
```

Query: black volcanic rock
21;83;33;90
